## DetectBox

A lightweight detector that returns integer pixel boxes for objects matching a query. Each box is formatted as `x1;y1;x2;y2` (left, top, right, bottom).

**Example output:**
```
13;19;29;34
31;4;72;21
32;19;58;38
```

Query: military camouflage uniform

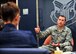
38;25;72;52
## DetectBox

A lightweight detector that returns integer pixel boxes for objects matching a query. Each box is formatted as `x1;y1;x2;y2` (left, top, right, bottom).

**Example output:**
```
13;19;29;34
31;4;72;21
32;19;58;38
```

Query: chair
0;48;49;54
43;35;52;45
43;35;74;46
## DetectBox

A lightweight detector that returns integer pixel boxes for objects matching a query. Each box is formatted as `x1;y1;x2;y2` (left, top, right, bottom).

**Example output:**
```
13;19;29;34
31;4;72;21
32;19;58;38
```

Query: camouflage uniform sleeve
37;27;52;38
60;28;72;47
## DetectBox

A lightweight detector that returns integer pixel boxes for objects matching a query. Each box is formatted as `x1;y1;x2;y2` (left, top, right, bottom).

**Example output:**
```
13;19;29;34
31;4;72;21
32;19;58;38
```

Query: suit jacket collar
2;24;17;32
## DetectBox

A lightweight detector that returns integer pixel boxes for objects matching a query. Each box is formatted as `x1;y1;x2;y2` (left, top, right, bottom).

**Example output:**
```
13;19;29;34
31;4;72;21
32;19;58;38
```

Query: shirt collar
55;25;66;32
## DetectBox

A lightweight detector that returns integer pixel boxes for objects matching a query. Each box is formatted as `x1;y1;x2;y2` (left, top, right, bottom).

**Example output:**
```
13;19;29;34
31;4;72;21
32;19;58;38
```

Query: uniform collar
55;25;66;32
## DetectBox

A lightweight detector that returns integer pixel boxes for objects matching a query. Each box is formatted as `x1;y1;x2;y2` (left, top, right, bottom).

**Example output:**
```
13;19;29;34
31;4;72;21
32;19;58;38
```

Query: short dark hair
1;2;20;22
58;15;66;21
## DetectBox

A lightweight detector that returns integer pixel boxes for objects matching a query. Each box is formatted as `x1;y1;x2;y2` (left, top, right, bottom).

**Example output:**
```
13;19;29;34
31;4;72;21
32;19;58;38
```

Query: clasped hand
52;42;60;47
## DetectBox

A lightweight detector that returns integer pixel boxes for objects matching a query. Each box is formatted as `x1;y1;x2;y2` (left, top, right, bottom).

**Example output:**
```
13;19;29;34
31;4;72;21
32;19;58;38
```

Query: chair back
0;48;49;54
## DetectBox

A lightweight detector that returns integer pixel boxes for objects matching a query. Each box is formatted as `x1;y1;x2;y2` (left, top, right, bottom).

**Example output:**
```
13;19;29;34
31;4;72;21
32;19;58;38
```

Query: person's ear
14;15;19;21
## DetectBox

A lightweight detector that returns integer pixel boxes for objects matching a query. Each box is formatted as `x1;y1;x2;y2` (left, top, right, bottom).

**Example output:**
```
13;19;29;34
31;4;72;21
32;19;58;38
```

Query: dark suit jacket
0;24;37;48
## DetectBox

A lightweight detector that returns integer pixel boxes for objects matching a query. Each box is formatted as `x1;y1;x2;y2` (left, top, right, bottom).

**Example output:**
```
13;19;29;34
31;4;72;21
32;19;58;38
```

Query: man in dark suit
0;2;37;48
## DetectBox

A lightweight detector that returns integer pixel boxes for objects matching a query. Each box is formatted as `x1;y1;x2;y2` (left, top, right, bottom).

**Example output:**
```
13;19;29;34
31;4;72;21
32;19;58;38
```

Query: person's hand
35;26;40;33
52;42;60;47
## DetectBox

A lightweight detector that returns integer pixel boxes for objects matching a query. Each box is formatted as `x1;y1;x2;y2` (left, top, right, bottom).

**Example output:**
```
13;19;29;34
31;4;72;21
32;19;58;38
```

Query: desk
63;52;76;54
0;48;49;54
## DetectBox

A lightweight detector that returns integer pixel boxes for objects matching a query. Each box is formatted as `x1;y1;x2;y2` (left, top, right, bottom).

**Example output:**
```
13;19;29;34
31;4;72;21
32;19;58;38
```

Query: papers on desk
54;47;63;54
54;47;76;54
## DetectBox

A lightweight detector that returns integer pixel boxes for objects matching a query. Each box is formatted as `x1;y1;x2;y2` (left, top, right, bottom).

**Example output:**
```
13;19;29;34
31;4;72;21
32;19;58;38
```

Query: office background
0;0;76;51
19;0;76;51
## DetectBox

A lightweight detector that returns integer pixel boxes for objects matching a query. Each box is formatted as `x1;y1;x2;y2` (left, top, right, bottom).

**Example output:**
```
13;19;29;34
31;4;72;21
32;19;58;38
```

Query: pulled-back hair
1;2;20;22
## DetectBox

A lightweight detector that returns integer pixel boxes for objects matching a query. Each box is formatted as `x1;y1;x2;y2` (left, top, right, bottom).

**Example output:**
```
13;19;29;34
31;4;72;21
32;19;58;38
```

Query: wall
18;0;36;35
